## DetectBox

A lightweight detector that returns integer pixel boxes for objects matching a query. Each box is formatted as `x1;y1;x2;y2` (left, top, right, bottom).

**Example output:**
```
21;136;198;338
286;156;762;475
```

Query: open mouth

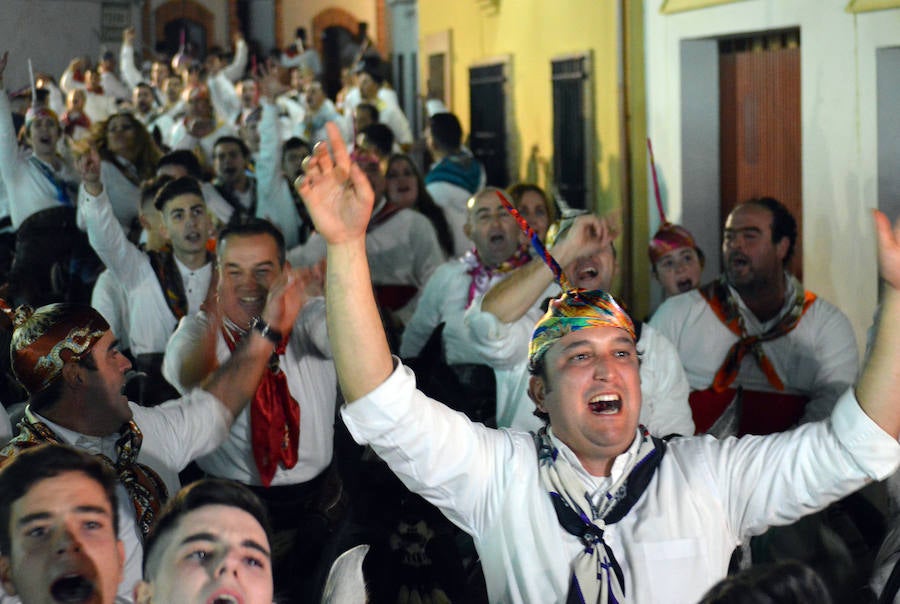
728;254;749;269
588;394;622;415
50;575;95;603
207;592;242;604
185;231;202;243
239;295;265;315
676;279;694;293
488;232;506;244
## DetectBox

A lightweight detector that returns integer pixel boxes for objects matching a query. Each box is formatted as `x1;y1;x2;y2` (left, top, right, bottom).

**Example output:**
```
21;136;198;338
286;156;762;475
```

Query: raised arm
480;213;614;322
297;122;392;401
119;27;143;91
855;211;900;438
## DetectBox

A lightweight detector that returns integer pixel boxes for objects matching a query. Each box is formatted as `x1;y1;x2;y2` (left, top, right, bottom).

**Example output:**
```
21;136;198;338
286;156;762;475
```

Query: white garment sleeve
162;312;210;395
0;405;11;447
463;295;541;369
0;93;28;228
254;101;300;247
207;73;240;124
399;264;452;358
221;38;249;83
77;186;149;290
119;41;143;90
799;302;859;423
636;324;695;437
286;233;327;267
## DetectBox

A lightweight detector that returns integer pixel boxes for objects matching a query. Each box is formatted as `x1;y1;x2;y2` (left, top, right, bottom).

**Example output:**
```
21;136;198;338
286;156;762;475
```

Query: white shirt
464;291;696;436
0;93;79;229
0;405;10;446
649;276;859;423
4;392;231;603
92;269;132;352
78;186;213;355
256;101;304;248
342;362;900;604
162;299;338;486
98;159;141;231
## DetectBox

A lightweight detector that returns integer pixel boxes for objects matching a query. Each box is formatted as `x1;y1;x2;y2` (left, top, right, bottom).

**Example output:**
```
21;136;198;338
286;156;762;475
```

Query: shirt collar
26;407;117;457
547;426;643;497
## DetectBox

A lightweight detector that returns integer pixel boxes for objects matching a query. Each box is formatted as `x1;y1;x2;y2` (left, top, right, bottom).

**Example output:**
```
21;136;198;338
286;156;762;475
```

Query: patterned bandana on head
648;222;697;265
0;300;108;395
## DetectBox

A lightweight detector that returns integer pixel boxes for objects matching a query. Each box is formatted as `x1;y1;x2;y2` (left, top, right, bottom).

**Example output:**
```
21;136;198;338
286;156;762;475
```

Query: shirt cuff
341;356;414;443
832;386;900;481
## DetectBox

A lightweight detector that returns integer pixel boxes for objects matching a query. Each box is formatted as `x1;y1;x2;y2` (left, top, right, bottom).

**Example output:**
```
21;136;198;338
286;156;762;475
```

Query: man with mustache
650;197;857;436
0;444;126;604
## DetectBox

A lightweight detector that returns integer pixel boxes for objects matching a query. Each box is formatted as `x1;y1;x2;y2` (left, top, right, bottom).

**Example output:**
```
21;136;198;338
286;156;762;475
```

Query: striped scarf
461;245;531;308
535;426;665;604
699;274;816;392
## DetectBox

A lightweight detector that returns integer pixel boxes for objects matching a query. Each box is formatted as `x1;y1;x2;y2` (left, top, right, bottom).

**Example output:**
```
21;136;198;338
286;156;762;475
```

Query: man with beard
78;154;216;405
650;197;857;436
0;445;126;604
211;136;257;224
467;210;694;435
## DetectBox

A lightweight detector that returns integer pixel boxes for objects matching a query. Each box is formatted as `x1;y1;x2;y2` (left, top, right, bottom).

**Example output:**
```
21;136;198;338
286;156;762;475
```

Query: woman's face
385;159;419;209
106;115;137;158
517;190;551;242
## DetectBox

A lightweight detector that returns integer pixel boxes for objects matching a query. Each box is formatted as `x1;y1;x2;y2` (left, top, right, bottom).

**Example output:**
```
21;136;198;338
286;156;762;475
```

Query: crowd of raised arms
0;21;899;604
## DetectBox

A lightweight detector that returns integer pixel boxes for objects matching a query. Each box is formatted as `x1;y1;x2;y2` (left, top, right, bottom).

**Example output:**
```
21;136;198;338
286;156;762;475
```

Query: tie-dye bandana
528;289;635;371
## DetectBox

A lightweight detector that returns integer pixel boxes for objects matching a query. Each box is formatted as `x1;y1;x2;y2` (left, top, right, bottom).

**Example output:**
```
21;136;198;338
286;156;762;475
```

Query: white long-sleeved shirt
342;362;900;604
464;291;695;436
649;276;858;424
78;186;212;355
255;100;303;248
163;301;337;486
0;93;79;229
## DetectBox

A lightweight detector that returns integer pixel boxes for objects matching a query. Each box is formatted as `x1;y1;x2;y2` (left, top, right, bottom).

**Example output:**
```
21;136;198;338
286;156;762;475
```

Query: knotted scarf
222;319;300;487
699;274;816;392
461;245;531;308
535;426;666;604
2;416;168;539
148;246;216;320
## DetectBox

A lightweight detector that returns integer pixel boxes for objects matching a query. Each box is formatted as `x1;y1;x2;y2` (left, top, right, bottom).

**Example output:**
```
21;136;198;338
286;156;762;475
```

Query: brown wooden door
719;30;802;277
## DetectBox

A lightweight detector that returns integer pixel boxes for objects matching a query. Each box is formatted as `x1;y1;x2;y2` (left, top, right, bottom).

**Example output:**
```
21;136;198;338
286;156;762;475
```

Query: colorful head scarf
648;222;698;265
1;301;108;395
528;289;635;370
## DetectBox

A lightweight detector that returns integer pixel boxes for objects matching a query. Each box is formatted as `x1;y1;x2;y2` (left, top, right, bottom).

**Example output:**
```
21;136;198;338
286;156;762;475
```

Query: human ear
0;556;18;596
527;375;547;414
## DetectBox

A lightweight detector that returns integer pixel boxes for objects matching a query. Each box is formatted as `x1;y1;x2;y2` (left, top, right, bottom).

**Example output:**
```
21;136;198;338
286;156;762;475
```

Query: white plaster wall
645;0;900;354
279;0;378;50
0;0;141;91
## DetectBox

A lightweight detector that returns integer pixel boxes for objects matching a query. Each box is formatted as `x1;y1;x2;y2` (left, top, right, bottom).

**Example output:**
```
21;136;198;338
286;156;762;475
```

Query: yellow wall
418;0;650;312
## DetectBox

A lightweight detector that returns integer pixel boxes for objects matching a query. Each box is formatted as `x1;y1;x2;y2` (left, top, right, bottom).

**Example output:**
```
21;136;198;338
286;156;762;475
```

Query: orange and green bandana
528;289;635;371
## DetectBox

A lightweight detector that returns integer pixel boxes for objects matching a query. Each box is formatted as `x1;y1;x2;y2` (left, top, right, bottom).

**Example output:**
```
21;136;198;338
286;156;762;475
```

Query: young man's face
528;326;641;475
161;193;212;257
281;145;309;182
217;233;283;329
563;242;617;292
722;204;788;292
28;115;61;157
213;142;249;187
305;83;325;112
0;471;124;604
163;77;183;105
654;247;702;297
133;87;155;114
136;505;272;604
464;194;520;267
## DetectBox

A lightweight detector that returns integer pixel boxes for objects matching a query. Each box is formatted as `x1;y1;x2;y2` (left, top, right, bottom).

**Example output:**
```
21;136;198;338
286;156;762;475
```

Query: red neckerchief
222;320;300;487
699;275;816;392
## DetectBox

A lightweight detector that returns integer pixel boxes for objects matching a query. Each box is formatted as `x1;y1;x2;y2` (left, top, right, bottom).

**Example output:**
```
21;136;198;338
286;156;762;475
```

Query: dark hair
740;197;797;265
527;355;551;423
154;176;204;212
142;479;272;578
213;135;251;160
354;103;379;126
428;112;463;151
218;217;286;267
507;183;559;228
140;175;174;211
360;124;394;158
385;154;455;256
282;137;310;156
135;82;153;93
27;351;98;414
0;444;120;555
157;149;203;179
698;560;832;604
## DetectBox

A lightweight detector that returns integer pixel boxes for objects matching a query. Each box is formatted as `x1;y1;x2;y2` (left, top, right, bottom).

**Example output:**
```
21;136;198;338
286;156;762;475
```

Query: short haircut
135;82;153;93
740;196;798;265
154;176;204;212
157;149;203;179
354;103;379;126
213;135;251;159
360;123;394;158
698;560;832;604
428;112;463;151
282;137;310;156
140;175;174;211
0;444;120;555
218;217;286;267
142;479;272;578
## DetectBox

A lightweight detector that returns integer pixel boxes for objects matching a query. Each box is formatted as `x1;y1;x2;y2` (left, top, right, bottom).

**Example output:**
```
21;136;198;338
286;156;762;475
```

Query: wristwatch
249;316;283;346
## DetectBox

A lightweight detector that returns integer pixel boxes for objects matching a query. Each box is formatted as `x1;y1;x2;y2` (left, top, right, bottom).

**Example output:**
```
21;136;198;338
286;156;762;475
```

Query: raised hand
261;264;313;335
295;122;374;245
551;213;618;268
874;210;900;291
123;27;135;45
257;64;287;101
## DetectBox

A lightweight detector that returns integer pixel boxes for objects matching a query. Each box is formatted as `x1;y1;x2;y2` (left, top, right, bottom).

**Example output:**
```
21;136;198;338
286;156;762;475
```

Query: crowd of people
0;22;898;604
